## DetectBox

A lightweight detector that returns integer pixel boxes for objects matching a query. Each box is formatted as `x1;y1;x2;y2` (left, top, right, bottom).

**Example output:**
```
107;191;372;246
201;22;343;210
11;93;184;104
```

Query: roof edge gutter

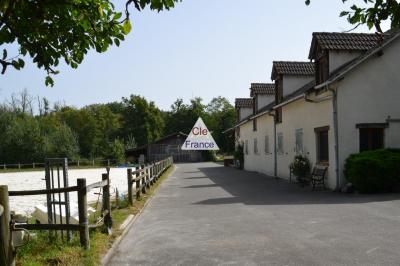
272;94;305;110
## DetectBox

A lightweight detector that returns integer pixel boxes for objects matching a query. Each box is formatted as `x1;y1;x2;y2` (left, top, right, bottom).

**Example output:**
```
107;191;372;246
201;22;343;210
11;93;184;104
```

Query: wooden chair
310;165;328;190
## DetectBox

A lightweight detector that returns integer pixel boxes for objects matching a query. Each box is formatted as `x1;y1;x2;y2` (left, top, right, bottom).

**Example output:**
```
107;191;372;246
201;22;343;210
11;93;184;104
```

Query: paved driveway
107;162;400;266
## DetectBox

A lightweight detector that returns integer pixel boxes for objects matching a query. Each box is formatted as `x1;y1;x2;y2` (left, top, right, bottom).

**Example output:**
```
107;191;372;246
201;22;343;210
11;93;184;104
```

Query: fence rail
127;157;173;205
0;158;120;171
0;156;174;264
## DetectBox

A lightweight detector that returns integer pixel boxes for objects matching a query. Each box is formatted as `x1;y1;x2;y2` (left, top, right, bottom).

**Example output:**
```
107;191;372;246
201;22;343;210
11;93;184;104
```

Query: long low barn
232;30;400;190
125;132;203;163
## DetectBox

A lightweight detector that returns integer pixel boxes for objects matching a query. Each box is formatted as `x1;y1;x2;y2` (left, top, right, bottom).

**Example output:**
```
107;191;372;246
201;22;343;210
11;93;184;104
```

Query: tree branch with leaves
0;0;181;86
306;0;400;33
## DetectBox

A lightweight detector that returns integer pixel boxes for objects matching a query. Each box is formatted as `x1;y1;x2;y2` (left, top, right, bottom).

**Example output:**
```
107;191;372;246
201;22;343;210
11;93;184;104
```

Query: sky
0;0;388;111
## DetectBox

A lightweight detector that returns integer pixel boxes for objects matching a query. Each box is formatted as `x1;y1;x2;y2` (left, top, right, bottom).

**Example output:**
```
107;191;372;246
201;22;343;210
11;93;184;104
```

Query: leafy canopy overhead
306;0;400;33
0;0;181;86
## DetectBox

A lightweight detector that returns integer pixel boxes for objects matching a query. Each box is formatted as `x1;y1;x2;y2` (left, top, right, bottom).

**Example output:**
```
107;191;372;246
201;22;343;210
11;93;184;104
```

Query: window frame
295;128;304;154
264;135;270;154
277;133;284;155
315;126;329;164
254;138;258;154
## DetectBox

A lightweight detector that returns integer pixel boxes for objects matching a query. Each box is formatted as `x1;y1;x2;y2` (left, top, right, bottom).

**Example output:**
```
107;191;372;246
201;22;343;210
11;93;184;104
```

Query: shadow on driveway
187;165;400;205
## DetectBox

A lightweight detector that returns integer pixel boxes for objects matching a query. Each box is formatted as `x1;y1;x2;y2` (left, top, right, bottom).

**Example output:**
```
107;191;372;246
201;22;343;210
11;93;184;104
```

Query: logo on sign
181;117;219;150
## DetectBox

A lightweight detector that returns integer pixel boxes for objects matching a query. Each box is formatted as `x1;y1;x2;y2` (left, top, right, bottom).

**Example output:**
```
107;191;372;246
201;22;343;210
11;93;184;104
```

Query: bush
202;150;217;162
290;155;311;181
344;149;400;193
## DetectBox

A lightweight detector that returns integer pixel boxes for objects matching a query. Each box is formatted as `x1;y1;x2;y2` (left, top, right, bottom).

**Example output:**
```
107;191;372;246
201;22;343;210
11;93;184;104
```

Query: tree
120;95;164;146
0;0;181;85
306;0;400;33
205;97;236;152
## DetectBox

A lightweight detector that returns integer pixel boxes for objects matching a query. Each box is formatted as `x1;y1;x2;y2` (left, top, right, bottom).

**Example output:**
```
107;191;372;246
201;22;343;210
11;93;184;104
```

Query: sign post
182;117;219;151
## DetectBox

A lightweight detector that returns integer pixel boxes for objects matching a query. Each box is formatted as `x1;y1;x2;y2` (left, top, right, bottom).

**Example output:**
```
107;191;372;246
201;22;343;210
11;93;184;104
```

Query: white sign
181;117;219;150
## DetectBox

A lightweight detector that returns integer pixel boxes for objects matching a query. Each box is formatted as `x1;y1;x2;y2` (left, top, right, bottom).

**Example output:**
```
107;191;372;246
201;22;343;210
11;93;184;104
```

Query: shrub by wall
344;149;400;193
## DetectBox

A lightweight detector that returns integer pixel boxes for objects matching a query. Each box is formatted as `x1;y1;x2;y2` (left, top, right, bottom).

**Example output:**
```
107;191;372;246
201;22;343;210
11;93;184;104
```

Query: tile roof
315;29;400;88
235;98;253;108
250;83;275;97
271;61;315;80
308;32;387;59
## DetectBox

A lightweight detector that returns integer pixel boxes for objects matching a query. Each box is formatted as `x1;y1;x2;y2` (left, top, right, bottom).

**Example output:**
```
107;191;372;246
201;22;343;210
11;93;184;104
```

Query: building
233;30;400;190
125;132;203;163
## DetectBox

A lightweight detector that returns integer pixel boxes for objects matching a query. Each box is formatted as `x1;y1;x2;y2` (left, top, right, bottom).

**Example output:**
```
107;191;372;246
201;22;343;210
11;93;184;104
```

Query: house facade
234;30;400;190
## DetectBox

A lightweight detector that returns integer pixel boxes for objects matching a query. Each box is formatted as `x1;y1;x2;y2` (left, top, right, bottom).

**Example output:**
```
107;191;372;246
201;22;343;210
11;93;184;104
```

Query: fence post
2;164;5;170
18;163;21;170
77;178;89;249
107;159;110;166
77;160;80;167
141;165;146;194
32;163;35;169
127;169;133;205
146;165;151;189
135;168;141;200
92;159;95;166
0;185;14;266
102;173;112;235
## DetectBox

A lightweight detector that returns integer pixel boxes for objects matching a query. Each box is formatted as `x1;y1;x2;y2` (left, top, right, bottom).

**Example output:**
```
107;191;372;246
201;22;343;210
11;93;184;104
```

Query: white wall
257;94;274;110
276;95;336;188
336;37;400;186
329;50;362;74
282;76;313;97
240;114;275;177
239;107;253;121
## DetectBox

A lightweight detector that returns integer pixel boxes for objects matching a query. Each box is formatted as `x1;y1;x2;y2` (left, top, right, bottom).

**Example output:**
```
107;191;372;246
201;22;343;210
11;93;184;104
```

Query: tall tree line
0;91;236;164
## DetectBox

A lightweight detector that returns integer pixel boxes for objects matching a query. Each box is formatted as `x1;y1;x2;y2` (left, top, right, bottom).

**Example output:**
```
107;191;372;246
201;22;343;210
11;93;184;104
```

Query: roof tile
271;61;315;79
235;98;253;108
250;83;275;97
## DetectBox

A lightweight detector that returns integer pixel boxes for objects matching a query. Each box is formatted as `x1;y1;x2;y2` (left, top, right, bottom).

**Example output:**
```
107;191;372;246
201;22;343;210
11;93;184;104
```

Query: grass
15;165;175;266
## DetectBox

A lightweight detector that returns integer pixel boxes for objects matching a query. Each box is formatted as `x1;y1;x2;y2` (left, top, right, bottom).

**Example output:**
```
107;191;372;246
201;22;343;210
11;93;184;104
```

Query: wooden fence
127;157;173;205
0;158;120;171
0;156;173;265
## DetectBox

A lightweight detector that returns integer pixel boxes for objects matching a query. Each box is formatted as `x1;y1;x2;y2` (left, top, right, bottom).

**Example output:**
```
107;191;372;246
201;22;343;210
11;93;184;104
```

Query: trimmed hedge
344;149;400;193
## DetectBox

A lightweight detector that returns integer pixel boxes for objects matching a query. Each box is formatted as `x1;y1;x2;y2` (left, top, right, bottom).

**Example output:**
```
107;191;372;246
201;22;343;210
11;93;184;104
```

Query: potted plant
290;154;311;184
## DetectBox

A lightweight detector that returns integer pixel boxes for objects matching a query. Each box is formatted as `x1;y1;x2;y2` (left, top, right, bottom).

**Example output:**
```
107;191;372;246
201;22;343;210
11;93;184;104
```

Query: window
315;126;329;163
275;107;282;123
253;96;258;114
359;127;385;152
264;135;270;154
245;140;249;155
277;133;284;154
253;118;257;131
316;54;329;84
254;138;258;154
295;129;303;154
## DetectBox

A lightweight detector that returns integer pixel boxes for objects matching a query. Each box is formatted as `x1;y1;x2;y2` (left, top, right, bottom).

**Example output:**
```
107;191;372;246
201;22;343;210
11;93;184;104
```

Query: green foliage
120;95;164;147
104;139;125;163
205;97;236;153
201;150;217;162
0;0;181;84
0;90;237;164
164;96;236;153
290;154;311;180
344;149;400;193
306;0;400;32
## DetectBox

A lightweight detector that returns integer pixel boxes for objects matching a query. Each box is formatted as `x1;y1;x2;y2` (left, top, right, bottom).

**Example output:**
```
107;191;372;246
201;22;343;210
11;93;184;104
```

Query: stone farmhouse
232;30;400;190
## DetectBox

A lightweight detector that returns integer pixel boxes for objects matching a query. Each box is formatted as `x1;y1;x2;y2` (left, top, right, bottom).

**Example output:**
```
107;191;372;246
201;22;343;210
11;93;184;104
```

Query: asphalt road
107;162;400;266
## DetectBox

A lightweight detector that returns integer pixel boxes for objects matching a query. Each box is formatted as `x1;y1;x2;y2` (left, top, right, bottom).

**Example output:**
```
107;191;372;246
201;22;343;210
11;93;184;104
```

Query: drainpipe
328;85;340;191
268;112;278;178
